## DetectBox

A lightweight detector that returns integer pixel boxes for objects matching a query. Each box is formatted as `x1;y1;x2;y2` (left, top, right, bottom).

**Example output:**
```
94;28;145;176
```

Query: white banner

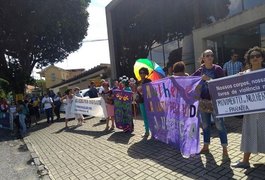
72;97;107;118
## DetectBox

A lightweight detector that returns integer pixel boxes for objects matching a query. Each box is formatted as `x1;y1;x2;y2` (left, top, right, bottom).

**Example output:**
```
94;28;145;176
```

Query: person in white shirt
41;93;54;123
61;89;74;128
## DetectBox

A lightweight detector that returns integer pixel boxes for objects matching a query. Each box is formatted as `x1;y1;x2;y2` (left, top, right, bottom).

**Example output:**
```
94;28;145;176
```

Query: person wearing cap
74;87;84;125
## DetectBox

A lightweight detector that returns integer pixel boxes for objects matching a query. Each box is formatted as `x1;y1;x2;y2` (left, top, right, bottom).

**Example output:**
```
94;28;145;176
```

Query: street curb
24;138;52;180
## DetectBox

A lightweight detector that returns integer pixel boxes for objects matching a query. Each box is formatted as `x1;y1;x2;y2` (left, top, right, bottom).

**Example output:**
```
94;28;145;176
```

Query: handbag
198;99;213;113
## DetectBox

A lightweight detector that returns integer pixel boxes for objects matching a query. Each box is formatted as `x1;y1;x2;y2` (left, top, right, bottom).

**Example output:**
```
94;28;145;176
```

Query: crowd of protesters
0;46;264;169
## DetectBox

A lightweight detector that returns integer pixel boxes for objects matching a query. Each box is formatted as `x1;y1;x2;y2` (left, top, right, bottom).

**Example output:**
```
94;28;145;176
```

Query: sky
33;0;112;77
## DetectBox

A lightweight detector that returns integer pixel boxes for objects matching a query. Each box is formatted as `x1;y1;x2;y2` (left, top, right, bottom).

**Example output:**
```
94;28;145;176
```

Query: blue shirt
223;60;243;76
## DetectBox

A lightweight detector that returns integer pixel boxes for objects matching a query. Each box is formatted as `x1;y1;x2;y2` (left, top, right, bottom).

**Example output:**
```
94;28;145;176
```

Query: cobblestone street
24;117;265;180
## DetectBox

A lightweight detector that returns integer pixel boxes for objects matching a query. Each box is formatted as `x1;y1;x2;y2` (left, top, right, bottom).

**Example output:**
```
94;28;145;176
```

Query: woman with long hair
192;49;229;160
61;89;73;128
232;46;265;168
101;82;115;131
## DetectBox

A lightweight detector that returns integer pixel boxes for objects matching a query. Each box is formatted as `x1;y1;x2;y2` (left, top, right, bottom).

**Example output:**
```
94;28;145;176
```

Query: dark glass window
228;0;243;16
243;0;265;10
260;23;265;47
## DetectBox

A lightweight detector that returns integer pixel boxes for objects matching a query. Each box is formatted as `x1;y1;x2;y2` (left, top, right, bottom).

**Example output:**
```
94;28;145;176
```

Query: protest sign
143;76;201;158
208;68;265;118
73;97;107;118
113;90;133;131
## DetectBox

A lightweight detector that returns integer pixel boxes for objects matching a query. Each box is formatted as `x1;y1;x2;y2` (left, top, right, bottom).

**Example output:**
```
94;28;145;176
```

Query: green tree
0;0;90;93
111;0;230;78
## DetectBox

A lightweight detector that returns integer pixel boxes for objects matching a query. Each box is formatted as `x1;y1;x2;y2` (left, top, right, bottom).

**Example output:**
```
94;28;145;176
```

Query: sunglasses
205;54;214;58
250;54;262;59
139;71;145;74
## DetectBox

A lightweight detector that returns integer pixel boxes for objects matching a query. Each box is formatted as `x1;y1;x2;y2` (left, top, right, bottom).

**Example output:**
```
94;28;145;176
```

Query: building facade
50;64;111;93
106;0;265;77
38;65;85;89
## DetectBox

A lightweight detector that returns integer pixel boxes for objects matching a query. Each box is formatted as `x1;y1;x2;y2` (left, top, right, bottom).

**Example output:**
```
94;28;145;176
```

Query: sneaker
231;161;250;169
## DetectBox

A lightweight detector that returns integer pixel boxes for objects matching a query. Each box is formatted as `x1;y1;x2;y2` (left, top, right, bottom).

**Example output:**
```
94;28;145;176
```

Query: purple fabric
143;76;202;158
192;64;224;99
113;90;133;130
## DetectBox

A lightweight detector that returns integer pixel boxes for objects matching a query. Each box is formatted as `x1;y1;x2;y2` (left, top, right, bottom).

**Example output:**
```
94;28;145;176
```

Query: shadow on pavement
0;129;17;142
92;121;106;127
209;117;243;139
65;127;113;139
128;138;234;179
245;164;265;179
107;132;135;144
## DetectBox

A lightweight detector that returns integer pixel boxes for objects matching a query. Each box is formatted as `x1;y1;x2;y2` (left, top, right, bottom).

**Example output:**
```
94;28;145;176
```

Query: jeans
18;114;27;137
139;103;149;134
54;105;61;120
200;112;228;147
45;108;54;123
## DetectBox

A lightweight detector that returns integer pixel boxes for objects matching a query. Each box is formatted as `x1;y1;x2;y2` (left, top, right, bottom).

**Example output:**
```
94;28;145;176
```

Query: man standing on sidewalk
223;51;243;76
223;50;244;119
41;93;54;124
53;92;62;121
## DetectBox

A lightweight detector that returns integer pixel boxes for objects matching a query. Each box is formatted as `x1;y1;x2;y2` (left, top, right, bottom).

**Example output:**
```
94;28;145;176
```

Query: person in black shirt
88;81;98;98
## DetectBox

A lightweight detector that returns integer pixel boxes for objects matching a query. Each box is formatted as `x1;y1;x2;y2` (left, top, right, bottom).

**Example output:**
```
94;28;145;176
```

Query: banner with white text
143;76;201;158
208;69;265;118
72;97;107;118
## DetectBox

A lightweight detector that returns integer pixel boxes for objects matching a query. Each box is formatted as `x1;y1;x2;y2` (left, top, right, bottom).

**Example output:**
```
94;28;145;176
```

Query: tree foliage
0;0;90;93
112;0;230;78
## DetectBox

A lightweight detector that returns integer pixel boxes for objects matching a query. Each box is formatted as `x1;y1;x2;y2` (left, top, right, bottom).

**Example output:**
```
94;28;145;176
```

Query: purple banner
113;90;133;131
143;76;201;158
208;69;265;118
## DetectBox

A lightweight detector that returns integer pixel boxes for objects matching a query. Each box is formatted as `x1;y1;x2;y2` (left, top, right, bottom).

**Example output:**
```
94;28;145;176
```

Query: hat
74;87;80;91
129;78;136;84
119;75;129;82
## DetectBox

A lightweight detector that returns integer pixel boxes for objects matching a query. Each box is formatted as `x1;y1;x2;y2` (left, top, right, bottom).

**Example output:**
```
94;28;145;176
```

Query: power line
82;38;108;43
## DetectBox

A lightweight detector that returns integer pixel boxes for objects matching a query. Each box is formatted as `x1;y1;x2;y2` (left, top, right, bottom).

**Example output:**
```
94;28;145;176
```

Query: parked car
80;88;90;97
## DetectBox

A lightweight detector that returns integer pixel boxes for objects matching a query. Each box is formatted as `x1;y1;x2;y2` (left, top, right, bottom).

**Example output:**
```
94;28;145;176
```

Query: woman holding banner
137;67;152;138
232;46;265;169
102;82;115;131
192;49;229;160
61;89;74;128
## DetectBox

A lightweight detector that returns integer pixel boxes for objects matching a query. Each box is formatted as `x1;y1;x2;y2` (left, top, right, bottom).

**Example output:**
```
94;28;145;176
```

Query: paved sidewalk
0;129;39;180
25;117;265;180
